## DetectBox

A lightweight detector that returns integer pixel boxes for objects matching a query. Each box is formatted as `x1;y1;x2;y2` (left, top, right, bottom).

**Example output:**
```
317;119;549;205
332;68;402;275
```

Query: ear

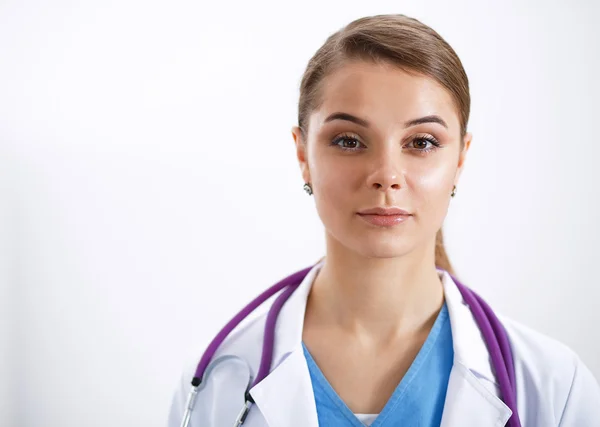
291;126;311;184
454;131;472;185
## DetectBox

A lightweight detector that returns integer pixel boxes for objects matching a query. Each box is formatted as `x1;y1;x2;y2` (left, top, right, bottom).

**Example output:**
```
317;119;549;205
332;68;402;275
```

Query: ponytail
434;227;455;276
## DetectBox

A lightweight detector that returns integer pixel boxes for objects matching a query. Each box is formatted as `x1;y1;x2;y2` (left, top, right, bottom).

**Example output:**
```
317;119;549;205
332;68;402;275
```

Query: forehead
313;60;460;131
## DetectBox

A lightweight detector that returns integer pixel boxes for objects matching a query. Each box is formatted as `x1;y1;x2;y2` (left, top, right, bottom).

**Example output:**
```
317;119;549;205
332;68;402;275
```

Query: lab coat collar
439;267;497;383
249;260;512;427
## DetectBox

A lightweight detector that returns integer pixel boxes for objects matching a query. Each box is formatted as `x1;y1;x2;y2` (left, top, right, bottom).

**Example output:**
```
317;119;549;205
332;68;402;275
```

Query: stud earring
451;185;457;198
303;182;313;196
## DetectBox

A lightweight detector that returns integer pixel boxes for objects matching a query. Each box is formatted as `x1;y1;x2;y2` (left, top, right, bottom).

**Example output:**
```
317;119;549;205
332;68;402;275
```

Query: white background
1;0;599;426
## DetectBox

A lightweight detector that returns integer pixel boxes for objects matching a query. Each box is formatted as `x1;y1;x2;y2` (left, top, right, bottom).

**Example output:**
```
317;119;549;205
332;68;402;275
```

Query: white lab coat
167;261;600;426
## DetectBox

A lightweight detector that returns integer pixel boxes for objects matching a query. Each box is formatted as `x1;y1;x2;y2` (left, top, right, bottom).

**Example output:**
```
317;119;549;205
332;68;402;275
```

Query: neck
307;235;444;345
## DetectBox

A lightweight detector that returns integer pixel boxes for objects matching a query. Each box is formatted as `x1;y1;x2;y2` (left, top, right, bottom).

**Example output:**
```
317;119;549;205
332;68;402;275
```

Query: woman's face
292;60;472;259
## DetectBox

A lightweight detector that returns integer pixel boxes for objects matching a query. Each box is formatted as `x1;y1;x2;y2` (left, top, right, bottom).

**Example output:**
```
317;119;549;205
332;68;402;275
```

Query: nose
365;150;405;192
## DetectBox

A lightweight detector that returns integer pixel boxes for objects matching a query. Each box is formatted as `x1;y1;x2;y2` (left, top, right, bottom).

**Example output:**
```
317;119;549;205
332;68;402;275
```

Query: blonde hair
298;14;470;276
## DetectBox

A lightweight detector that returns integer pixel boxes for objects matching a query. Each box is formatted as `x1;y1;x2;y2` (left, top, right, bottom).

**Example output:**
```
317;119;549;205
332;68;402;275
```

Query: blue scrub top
302;302;453;427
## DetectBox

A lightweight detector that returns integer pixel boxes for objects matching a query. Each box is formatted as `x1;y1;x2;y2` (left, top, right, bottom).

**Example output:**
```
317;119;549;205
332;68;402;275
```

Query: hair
298;14;471;277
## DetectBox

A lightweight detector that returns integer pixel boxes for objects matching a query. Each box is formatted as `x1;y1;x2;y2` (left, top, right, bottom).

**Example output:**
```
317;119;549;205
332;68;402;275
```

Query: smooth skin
291;59;472;414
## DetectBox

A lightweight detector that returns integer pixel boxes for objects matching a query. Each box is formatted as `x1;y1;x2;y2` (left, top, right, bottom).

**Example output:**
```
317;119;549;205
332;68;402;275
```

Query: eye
330;133;364;152
408;135;441;154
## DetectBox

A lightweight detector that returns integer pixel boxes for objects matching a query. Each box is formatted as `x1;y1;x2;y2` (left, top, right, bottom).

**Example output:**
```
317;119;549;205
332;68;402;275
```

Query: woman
168;14;600;426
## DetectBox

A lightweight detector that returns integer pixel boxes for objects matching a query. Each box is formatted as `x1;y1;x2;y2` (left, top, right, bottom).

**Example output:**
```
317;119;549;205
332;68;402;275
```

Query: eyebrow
323;112;448;129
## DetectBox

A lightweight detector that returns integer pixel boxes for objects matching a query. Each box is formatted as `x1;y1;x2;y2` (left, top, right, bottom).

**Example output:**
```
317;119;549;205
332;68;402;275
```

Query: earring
451;185;457;198
303;182;313;196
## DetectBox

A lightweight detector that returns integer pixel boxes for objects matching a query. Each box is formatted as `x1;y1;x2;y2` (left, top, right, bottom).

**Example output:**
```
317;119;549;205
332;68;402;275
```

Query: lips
357;207;412;216
357;212;411;227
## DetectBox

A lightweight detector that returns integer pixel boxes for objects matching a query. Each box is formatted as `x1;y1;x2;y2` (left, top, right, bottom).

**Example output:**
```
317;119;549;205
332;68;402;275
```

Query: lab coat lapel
440;363;512;426
439;270;513;426
248;263;321;427
249;347;319;427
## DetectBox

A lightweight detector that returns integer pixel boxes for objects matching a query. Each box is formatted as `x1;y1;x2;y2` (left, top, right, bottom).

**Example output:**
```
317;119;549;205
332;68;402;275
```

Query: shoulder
500;314;580;376
499;314;600;425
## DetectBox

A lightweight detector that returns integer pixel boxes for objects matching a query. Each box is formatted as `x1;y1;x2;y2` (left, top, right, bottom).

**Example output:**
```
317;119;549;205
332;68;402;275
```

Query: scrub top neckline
301;301;451;427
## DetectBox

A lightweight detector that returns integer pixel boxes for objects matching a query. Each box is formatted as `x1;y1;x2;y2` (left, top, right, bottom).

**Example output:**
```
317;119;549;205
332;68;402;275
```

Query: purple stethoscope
180;264;522;427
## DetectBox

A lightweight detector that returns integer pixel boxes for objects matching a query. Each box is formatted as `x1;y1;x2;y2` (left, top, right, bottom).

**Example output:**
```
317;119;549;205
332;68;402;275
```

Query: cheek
310;144;357;191
407;160;455;224
410;161;454;193
314;160;357;209
310;155;360;225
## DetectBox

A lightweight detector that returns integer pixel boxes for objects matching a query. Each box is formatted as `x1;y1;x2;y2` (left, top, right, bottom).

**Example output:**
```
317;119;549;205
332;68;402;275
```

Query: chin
361;248;412;259
325;220;420;258
351;238;416;259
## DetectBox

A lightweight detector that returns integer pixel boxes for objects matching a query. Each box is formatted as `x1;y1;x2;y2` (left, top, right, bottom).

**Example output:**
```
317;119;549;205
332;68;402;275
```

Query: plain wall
1;0;599;426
